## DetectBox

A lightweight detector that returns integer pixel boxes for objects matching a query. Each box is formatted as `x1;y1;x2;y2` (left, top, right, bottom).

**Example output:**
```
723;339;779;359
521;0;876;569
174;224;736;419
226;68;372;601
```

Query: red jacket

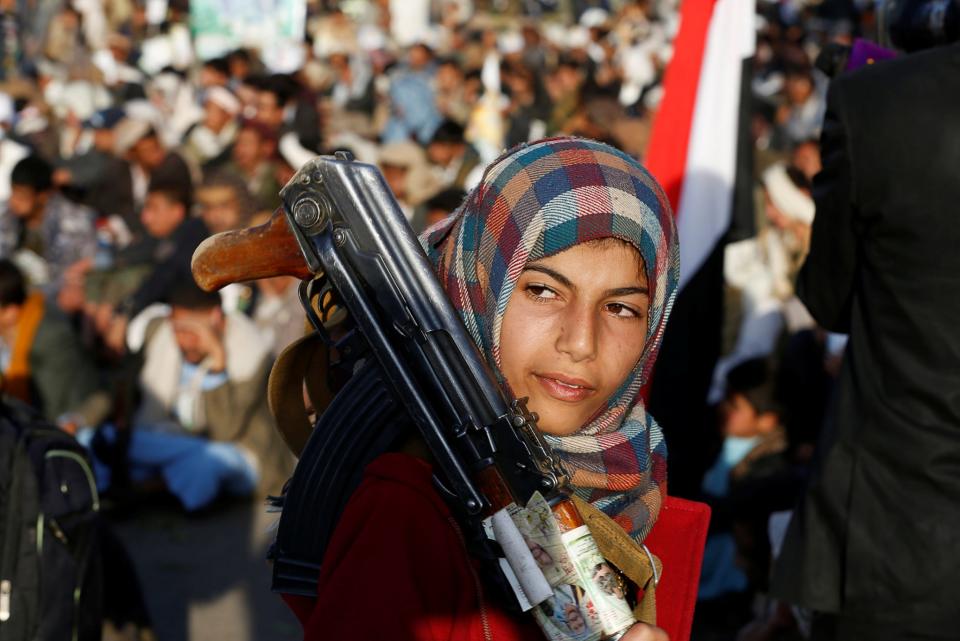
284;452;541;640
284;453;710;640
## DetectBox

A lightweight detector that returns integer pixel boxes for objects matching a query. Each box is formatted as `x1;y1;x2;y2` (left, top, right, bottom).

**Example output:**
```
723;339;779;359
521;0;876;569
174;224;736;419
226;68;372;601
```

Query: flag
645;0;757;497
647;0;756;288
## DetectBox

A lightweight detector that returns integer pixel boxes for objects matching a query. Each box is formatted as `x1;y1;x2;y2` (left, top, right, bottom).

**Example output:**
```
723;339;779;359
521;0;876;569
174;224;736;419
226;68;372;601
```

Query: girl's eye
526;283;558;301
606;302;641;319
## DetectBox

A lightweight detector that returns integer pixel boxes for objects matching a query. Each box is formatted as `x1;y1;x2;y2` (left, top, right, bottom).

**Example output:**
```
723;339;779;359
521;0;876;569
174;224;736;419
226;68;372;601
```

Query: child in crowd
695;358;800;641
284;137;678;640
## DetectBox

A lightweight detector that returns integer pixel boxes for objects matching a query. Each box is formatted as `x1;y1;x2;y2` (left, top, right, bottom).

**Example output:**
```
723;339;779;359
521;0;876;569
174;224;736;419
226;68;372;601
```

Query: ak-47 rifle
192;152;641;639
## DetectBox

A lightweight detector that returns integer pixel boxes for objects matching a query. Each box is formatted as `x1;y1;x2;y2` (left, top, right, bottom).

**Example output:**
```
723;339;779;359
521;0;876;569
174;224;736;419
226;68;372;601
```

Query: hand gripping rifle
192;153;641;639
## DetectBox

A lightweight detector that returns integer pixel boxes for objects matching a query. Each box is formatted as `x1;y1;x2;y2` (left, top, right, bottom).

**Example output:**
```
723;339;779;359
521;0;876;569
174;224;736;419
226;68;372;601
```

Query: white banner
190;0;307;71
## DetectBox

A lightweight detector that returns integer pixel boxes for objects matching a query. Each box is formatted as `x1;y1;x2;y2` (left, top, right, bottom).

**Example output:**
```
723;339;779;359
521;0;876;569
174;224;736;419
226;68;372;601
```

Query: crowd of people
0;0;880;639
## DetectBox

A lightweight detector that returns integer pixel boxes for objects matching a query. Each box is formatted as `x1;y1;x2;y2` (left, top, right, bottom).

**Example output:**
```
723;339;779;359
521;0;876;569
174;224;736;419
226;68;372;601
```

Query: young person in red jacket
285;137;678;641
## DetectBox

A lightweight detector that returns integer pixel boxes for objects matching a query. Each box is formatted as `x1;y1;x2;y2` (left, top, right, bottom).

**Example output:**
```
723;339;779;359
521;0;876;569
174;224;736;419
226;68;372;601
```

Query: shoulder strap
266;332;337;457
269;360;411;596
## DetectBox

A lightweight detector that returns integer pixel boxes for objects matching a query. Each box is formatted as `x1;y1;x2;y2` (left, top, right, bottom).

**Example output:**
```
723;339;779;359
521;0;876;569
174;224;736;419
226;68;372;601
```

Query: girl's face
499;240;649;436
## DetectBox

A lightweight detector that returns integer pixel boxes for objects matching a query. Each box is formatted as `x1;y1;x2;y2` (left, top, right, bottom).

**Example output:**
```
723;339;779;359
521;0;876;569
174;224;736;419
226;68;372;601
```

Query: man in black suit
770;20;960;641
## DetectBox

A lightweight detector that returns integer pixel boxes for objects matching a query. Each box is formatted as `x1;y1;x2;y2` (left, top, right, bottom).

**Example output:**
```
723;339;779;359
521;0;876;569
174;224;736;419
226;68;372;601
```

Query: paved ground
108;499;302;641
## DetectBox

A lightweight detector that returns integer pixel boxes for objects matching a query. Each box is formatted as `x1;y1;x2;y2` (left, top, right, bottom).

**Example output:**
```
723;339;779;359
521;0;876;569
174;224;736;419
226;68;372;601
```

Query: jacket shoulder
833;43;960;105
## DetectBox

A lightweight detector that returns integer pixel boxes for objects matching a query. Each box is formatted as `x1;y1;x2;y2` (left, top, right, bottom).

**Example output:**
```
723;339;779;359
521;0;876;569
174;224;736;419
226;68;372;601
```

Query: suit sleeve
796;80;858;333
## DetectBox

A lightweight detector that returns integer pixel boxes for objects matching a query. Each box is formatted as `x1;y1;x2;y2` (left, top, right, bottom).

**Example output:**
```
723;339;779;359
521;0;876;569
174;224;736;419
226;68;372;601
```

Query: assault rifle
192;152;638;639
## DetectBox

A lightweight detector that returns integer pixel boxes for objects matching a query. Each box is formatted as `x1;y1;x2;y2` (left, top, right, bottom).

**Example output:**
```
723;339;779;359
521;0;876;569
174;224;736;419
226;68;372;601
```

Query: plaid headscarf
421;137;679;542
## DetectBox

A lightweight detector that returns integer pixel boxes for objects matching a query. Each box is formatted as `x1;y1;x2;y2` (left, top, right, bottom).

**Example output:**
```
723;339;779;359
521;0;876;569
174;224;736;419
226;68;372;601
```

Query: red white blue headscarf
422;137;679;542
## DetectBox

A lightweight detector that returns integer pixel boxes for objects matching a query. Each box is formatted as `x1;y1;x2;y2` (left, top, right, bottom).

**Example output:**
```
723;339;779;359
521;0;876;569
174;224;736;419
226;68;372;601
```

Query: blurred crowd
0;0;879;639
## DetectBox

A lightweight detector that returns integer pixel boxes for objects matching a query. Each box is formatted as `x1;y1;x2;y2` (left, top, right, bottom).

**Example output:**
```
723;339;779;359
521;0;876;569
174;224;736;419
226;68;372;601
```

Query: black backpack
0;399;102;641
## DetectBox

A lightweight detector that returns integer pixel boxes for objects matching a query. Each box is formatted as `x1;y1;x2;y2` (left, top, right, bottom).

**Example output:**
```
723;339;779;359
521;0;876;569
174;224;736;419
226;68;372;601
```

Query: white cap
566;26;590;50
113;116;153;155
205;86;241;116
378;140;425;168
763;162;815;224
541;23;569;48
498;31;524;55
357;25;387;52
579;8;610;28
123;99;162;126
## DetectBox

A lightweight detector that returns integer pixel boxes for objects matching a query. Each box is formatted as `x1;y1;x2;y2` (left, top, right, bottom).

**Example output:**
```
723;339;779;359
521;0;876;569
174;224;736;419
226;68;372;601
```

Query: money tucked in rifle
485;492;636;640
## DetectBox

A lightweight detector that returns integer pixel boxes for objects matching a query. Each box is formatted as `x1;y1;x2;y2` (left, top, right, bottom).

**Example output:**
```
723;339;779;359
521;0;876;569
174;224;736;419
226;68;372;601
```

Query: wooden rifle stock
475;464;519;516
191;208;312;292
476;463;586;533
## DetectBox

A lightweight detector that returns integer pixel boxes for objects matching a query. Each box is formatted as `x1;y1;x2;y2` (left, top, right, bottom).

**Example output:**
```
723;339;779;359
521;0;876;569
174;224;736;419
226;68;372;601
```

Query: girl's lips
534;373;596;403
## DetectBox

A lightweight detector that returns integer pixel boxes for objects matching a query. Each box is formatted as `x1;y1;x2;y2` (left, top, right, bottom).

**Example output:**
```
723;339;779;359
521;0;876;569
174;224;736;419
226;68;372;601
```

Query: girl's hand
619;622;669;641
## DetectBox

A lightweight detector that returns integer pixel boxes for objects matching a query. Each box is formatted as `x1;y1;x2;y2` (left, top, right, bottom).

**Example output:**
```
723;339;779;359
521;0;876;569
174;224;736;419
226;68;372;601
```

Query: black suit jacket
771;43;960;638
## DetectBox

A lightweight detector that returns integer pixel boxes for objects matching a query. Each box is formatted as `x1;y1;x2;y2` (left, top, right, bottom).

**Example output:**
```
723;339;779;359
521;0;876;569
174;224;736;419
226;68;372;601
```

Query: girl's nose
555;301;597;362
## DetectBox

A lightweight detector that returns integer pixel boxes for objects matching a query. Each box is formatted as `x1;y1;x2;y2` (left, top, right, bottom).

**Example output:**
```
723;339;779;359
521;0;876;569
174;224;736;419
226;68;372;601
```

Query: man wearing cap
707;162;815;403
53;106;137;231
114;115;193;216
181;86;241;173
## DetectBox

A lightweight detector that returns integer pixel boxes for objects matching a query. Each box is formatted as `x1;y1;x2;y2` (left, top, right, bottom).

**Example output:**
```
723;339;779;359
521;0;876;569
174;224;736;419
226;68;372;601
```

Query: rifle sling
267;332;335;458
268;357;411;596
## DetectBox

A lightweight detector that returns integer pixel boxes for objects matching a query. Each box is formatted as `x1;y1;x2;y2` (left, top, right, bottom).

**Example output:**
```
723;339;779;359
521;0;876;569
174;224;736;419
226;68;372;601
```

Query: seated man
195;173;257;315
695;359;802;638
100;179;208;352
54;106;138;234
0;259;108;429
195;171;254;235
425;119;483;191
0;155;96;299
88;279;292;511
220;119;280;211
181;86;241;173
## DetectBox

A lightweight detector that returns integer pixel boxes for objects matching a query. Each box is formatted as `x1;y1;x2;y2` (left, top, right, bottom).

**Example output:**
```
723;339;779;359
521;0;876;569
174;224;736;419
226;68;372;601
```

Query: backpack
0;399;102;641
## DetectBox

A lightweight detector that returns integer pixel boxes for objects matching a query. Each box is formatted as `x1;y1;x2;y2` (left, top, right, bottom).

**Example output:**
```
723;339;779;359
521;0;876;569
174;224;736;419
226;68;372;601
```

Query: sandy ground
108;500;302;641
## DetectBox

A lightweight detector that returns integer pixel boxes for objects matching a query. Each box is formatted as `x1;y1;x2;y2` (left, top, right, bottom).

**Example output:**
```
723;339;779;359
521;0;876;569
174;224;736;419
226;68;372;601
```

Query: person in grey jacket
0;154;96;299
